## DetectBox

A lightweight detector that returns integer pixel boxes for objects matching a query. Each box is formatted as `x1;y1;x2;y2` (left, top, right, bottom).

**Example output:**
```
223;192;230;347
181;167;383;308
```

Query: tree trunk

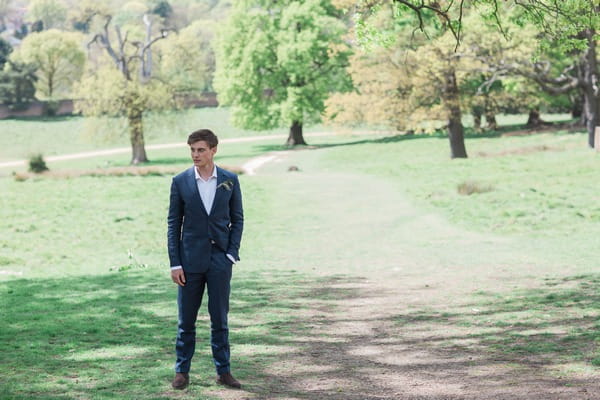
526;108;547;127
570;93;583;120
581;29;600;148
286;120;307;146
128;108;149;164
473;111;482;133
485;111;498;131
443;68;467;158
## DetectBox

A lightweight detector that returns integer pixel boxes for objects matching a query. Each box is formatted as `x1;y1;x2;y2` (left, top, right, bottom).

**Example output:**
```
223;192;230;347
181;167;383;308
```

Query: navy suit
167;166;243;375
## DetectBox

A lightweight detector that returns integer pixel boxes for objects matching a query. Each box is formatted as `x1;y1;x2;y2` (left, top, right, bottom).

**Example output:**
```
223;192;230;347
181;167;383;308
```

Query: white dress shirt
171;165;236;271
195;165;218;214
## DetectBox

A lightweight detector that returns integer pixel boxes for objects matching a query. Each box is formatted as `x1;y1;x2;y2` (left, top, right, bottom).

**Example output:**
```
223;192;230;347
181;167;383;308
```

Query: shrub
457;180;493;196
28;153;49;173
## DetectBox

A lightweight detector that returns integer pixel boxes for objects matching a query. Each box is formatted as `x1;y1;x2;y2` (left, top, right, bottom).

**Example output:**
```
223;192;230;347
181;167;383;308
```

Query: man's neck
196;163;215;180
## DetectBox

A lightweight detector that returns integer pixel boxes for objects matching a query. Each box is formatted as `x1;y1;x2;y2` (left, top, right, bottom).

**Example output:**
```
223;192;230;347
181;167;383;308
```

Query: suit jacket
167;166;244;273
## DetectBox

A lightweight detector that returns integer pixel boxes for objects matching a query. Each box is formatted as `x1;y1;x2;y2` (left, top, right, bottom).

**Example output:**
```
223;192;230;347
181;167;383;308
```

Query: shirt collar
194;165;217;182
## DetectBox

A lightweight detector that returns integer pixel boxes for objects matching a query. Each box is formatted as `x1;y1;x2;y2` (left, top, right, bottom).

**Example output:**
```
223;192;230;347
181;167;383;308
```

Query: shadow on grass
257;124;586;154
394;274;600;363
1;271;598;399
0;269;362;399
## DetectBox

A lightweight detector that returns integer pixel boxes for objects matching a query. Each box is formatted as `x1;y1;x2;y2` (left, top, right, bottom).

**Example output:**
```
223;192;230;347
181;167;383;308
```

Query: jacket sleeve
226;175;244;261
167;178;184;267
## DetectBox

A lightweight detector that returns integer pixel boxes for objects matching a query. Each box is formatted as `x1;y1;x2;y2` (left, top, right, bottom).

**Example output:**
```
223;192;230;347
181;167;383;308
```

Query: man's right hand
171;268;186;286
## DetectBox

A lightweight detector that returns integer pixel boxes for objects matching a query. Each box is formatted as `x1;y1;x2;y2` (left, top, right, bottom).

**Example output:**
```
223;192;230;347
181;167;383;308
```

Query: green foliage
67;0;113;33
0;37;12;70
74;62;175;118
214;0;353;131
113;1;149;28
150;0;173;19
354;1;441;49
154;20;214;94
26;0;68;29
10;29;85;100
0;61;37;110
328;4;558;134
507;0;600;53
28;153;49;173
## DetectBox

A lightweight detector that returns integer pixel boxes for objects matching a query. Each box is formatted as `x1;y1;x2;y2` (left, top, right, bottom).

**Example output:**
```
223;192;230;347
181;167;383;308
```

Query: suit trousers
175;247;233;375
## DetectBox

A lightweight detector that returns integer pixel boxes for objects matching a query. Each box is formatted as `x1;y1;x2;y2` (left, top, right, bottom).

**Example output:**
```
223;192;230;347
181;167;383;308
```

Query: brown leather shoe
216;372;241;389
172;372;189;390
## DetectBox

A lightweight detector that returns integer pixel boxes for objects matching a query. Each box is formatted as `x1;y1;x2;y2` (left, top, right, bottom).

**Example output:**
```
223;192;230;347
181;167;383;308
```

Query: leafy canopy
214;0;352;130
10;29;85;100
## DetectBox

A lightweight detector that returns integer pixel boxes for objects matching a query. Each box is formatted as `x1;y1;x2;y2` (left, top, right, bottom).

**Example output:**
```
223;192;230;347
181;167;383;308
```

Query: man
167;129;244;390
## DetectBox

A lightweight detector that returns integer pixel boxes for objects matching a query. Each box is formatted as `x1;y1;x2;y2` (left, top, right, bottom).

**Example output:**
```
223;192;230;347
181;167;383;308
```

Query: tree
0;37;11;70
154;20;214;94
506;1;600;147
75;14;193;164
68;0;113;33
76;14;200;164
10;29;85;100
335;1;470;157
0;0;13;29
456;8;559;131
150;0;173;19
26;0;68;30
326;46;419;132
214;0;352;146
345;0;600;148
0;61;37;110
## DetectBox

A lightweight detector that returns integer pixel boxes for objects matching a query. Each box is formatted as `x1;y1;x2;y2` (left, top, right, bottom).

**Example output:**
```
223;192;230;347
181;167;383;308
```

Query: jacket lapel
210;167;227;215
185;167;208;216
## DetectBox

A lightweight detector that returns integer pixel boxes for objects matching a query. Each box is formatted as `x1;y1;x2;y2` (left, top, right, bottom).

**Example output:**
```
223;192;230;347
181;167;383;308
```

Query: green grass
315;130;600;236
0;107;329;163
0;269;360;399
392;274;600;369
1;111;599;397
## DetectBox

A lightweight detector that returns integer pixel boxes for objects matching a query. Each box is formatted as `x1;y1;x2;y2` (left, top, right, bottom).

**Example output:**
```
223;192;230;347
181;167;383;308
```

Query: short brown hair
187;129;218;148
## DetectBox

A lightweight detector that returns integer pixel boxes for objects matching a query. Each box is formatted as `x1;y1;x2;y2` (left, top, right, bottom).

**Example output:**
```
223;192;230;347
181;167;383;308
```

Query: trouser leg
175;272;206;373
206;251;233;375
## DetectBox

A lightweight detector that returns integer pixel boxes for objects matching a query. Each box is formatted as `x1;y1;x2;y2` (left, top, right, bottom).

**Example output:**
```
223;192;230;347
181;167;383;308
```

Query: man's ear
211;146;218;155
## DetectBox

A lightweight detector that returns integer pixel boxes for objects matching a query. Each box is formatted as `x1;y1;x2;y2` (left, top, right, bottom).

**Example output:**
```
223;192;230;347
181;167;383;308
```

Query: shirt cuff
226;254;236;264
171;265;183;270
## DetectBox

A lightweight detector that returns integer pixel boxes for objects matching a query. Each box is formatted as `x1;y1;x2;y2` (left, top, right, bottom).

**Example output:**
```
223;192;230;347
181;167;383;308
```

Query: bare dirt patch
227;277;599;399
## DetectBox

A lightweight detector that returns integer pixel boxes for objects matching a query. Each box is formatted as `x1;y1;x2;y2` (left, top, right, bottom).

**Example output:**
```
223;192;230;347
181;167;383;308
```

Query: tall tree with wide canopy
75;13;172;164
349;1;472;158
214;0;352;146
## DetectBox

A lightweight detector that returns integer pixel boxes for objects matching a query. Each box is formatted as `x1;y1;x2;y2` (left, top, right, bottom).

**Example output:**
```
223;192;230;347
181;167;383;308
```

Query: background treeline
0;0;593;160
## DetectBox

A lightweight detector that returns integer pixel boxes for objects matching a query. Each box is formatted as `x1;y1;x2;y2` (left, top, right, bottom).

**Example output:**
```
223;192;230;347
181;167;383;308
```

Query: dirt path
216;150;599;400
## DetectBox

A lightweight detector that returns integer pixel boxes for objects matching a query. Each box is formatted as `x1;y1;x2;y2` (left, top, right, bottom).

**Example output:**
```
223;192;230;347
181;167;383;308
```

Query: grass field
0;108;330;164
1;109;599;399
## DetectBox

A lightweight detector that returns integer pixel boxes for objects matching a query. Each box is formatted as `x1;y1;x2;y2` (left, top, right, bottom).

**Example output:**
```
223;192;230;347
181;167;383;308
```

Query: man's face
190;140;217;169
